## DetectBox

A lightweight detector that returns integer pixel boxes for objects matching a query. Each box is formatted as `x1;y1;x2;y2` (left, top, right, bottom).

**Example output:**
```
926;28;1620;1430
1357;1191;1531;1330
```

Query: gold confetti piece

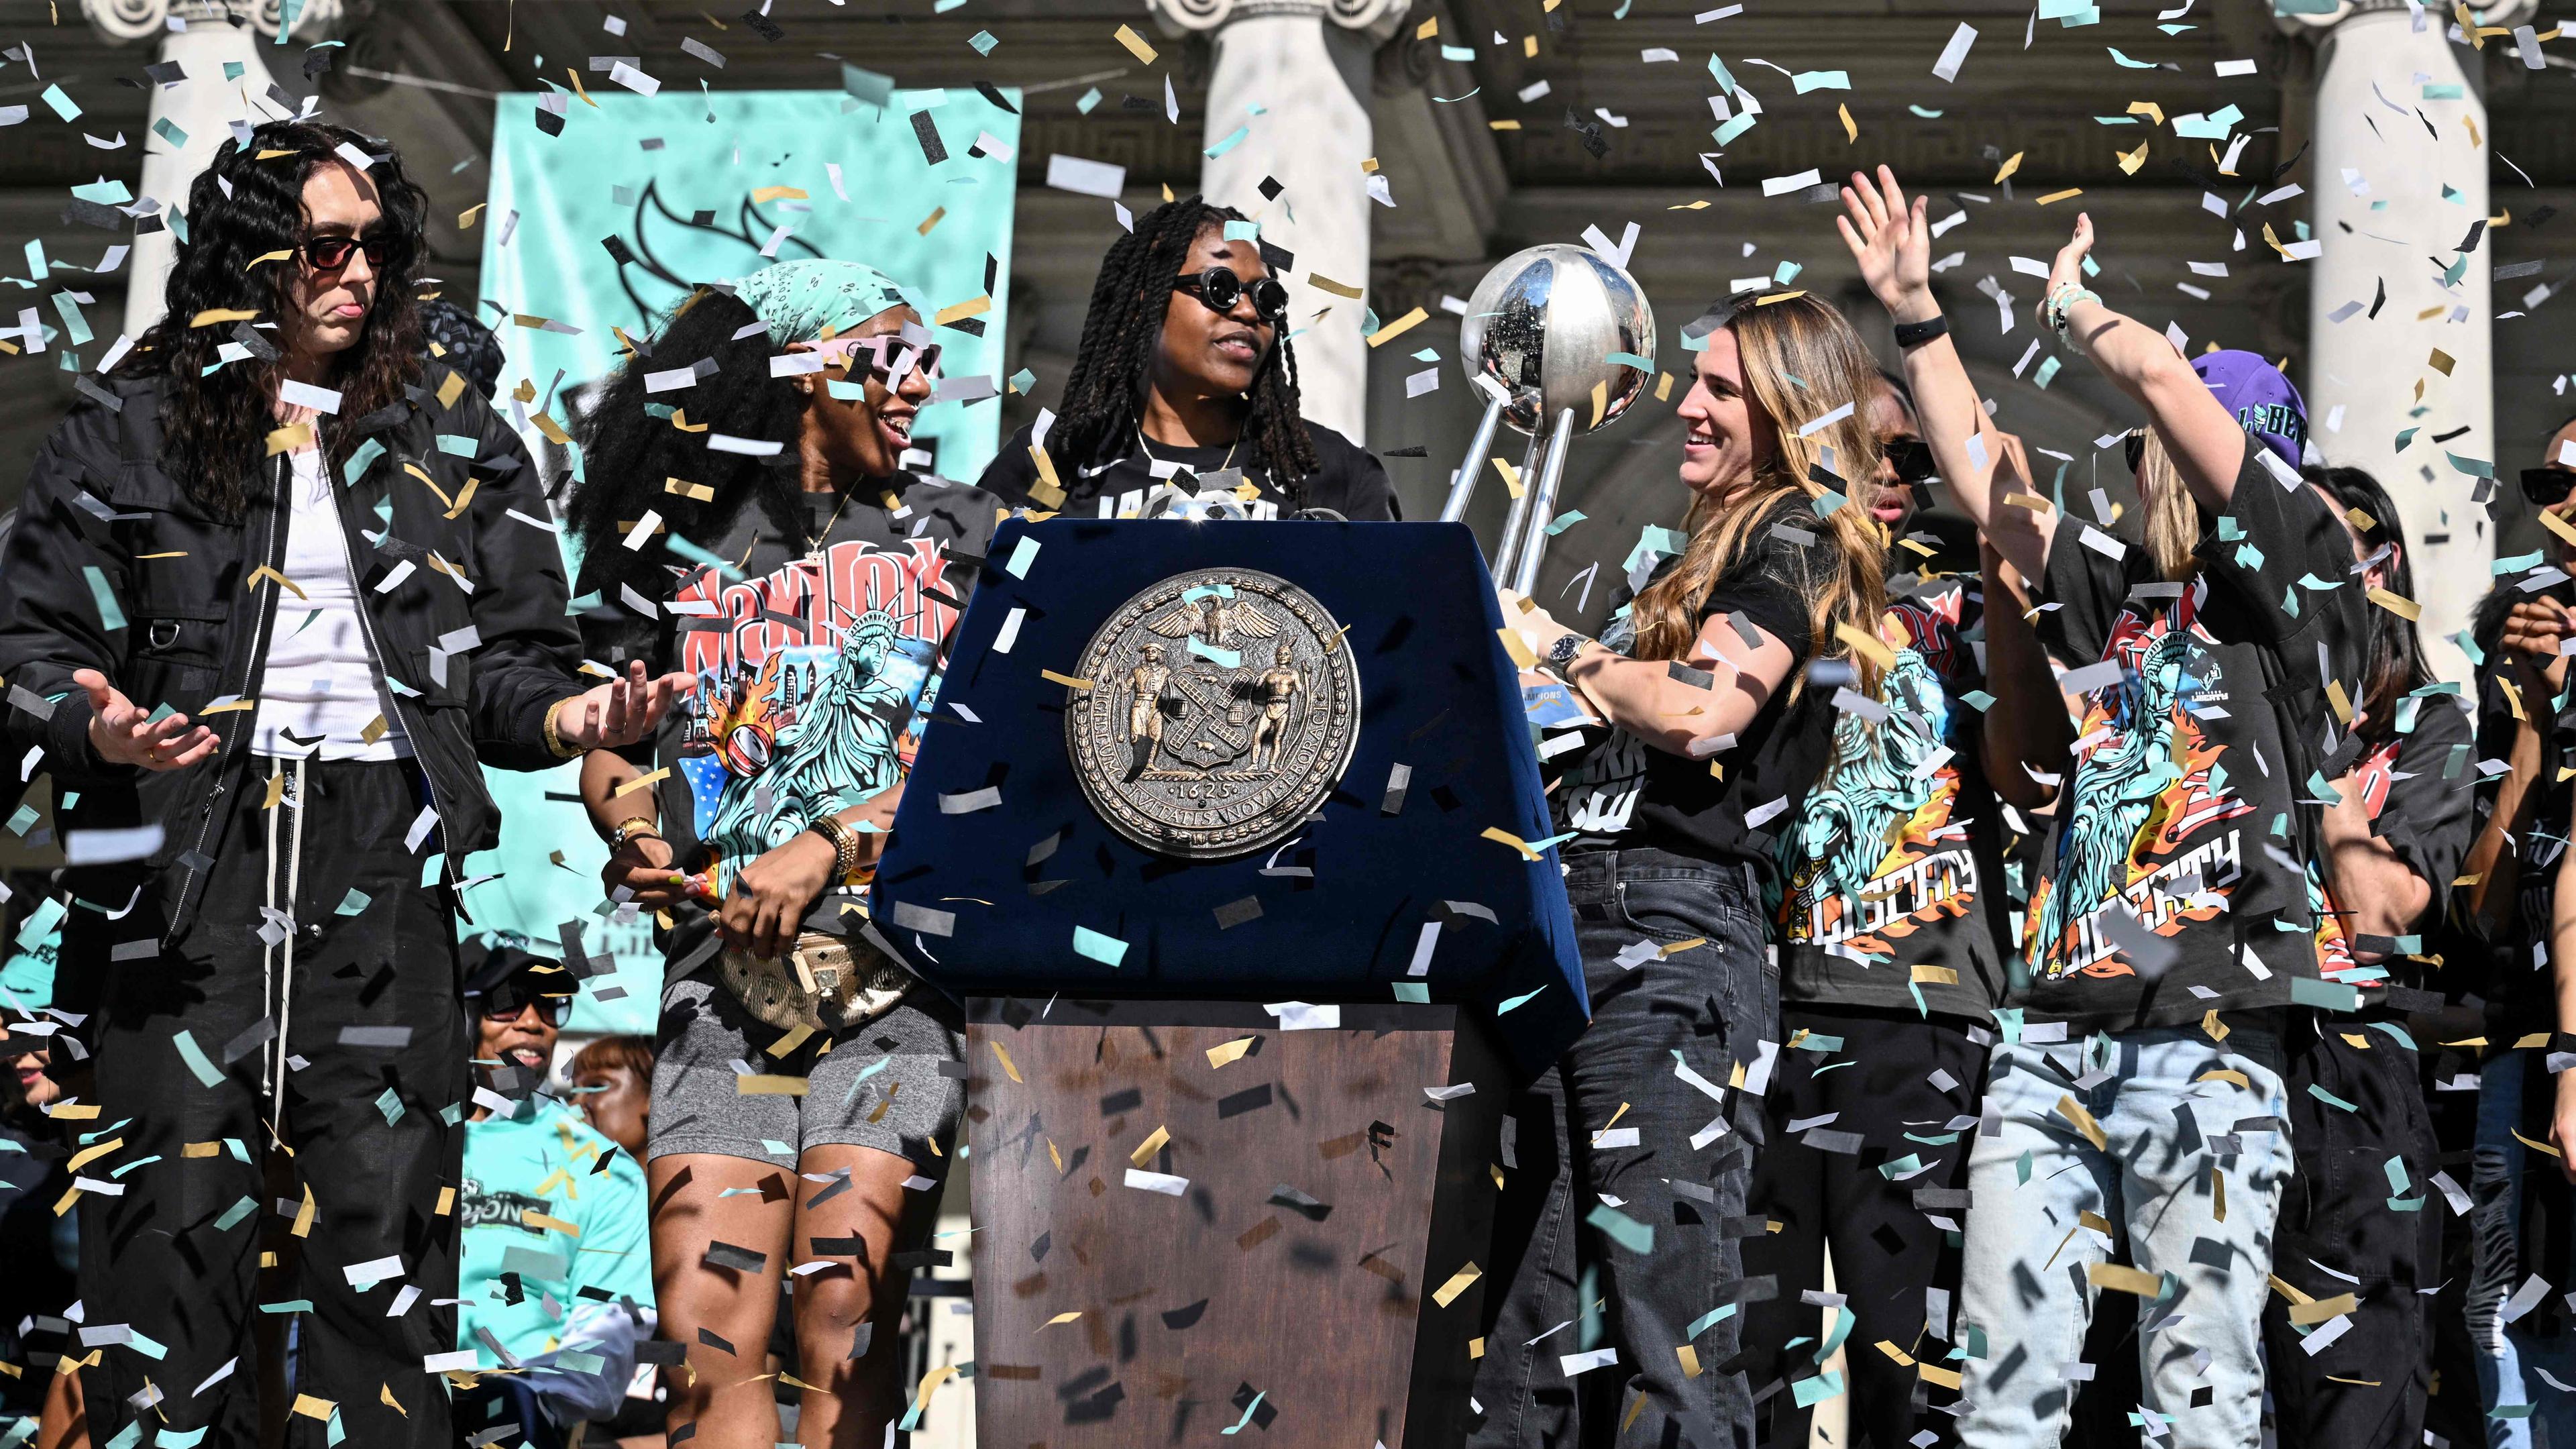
1838;103;1857;144
614;767;672;798
1040;669;1094;690
2429;348;2457;376
1918;1364;1963;1391
358;715;388;746
1494;455;1525;498
1656;372;1675;401
291;1393;336;1420
2202;1008;2231;1043
292;1183;317;1238
2290;1292;2359;1326
183;1141;221;1158
1432;1262;1482;1307
1524;32;1540;56
1754;290;1807;305
1206;1036;1256;1069
1874;1340;1915;1366
1621;1392;1650;1434
2126;100;2165;125
2516;1032;2551;1049
1307;273;1364;300
458;203;486;229
1589;377;1609;429
531;411;573;445
2196;1067;2250;1087
1497;626;1539;670
1992;151;2023;184
443;476;480;521
2214;1169;2226;1222
564;66;596;107
1366;307;1429;347
749;185;809;203
664;477;716;502
2117;140;2149;175
2540;508;2576;551
1416;15;1438;36
908;1364;959;1422
2036;188;2082;206
1834;621;1896;671
1028;444;1067;508
1661;938;1708;958
2501;676;2528;722
1911;965;1958;985
2088;1262;2161;1295
2057;1095;2108;1152
1489;119;1523;131
918;206;947;236
1040;1311;1085;1330
380;1383;406;1415
2365;586;2422;622
435;369;467;411
2078;1210;2114;1236
244;248;292;270
264;422;313;456
1112;23;1159;62
1481;826;1540;861
2324;679;2354;725
989;1040;1024;1083
255;148;297;160
436;1185;454;1216
522;1210;580;1235
737;1075;809;1096
66;1138;123;1174
2515;1128;2563;1158
1129;1124;1171;1168
191;307;260;327
934;294;992;326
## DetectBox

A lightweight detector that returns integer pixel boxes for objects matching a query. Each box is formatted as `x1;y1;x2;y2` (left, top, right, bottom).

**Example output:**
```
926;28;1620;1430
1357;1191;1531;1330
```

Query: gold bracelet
808;814;863;880
608;816;661;851
542;695;586;759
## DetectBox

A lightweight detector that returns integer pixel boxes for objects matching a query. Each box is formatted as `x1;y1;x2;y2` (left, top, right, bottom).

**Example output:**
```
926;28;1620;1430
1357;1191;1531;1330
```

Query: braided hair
1051;196;1320;500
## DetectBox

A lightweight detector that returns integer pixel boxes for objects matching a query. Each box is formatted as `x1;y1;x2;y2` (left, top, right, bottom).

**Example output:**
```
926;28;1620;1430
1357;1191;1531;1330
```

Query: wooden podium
961;998;1509;1447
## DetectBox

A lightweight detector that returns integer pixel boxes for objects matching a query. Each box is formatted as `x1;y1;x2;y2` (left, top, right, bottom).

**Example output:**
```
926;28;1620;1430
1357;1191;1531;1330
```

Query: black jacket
0;370;584;937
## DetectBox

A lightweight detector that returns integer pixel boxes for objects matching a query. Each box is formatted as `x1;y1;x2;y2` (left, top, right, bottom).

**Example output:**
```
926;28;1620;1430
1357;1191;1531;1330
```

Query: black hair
2304;464;2434;742
1876;368;1917;423
564;287;808;625
112;120;429;519
1050;195;1318;498
419;297;504;401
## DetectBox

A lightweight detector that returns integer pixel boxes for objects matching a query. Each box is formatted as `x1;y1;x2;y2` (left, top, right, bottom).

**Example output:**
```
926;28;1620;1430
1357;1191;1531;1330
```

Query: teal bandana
733;258;920;345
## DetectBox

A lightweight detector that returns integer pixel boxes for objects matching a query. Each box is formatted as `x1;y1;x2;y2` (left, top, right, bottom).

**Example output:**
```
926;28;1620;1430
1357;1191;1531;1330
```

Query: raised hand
1835;165;1933;322
2047;213;2097;301
553;659;696;751
77;668;217;771
2502;597;2572;694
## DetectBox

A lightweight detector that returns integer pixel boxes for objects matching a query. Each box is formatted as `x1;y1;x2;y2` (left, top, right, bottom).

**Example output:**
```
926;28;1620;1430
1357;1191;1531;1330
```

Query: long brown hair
2135;427;2200;583
1631;293;1889;698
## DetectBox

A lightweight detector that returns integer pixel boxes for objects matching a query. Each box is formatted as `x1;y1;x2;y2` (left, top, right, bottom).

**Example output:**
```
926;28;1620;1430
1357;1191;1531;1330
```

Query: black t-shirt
2322;693;2476;1004
1773;564;2010;1023
977;419;1399;521
2020;449;2370;1028
575;473;999;971
1556;498;1841;888
2461;581;2574;1018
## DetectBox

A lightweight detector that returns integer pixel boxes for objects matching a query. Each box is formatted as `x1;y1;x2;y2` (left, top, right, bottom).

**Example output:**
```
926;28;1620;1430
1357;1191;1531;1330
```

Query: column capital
1147;0;1411;44
83;0;350;47
2272;0;2534;38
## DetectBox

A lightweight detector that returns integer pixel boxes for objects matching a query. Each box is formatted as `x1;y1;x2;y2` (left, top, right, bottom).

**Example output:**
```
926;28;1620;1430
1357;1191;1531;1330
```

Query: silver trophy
1441;244;1658;593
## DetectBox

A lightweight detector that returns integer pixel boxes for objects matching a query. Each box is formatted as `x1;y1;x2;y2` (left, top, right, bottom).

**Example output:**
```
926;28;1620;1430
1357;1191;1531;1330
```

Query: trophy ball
1457;243;1658;439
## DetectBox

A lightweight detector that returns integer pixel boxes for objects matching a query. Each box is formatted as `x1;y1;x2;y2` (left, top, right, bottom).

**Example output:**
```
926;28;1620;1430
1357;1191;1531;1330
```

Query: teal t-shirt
456;1097;654;1367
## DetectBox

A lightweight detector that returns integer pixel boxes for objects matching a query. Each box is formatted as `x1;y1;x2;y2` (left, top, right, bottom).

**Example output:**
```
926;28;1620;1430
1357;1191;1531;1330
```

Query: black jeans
1470;848;1778;1449
67;757;467;1448
1741;1004;1986;1448
2260;1016;2441;1449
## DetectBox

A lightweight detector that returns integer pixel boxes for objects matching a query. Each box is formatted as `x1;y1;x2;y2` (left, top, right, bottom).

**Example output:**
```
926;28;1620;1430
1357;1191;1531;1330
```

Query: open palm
1836;165;1931;318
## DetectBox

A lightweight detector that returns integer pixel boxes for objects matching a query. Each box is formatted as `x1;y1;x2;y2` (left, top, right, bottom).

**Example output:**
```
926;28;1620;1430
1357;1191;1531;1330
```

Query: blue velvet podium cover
869;519;1587;1079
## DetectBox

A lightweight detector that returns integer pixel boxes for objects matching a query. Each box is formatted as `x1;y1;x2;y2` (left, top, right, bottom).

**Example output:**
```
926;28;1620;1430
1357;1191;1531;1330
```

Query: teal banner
470;87;1020;1030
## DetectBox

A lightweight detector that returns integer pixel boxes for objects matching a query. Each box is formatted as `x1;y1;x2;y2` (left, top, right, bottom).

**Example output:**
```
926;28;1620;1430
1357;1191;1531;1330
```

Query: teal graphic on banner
470;87;1019;1030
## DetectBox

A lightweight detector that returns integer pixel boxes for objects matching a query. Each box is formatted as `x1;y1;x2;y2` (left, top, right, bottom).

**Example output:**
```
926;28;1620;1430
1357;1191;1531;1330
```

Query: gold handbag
716;930;916;1034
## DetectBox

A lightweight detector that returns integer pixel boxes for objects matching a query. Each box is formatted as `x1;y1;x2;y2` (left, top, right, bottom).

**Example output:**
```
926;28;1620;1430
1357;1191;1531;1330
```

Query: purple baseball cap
2191;350;2307;471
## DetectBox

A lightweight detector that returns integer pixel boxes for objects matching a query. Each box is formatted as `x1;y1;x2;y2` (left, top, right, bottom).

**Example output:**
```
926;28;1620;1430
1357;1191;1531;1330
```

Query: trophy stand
1437;244;1659;591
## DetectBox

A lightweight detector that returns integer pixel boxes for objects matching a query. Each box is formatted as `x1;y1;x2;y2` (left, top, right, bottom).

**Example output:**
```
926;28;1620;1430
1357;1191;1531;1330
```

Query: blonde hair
2135;427;2200;583
1631;293;1890;698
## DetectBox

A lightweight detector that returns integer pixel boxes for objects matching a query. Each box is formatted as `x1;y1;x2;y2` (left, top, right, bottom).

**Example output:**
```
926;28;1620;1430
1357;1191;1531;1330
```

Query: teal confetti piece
663;532;748;582
1957;690;1996;711
2306;1083;2360;1112
1686;1305;1736;1338
258;1299;316;1314
1707;53;1736;94
215;1194;259;1230
1606;351;1654;370
2033;356;2062;389
1441;44;1477;60
1003;534;1040;578
7;803;39;837
1222;219;1260;241
2423;83;2464;100
2383;1156;2412;1195
342;436;386;486
152;116;189;149
1792;1033;1846;1053
1585;1203;1654;1254
1392;982;1430;1003
2367;1020;2418;1051
1187;636;1242;669
123;1327;169;1360
40;84;80;121
336;888;372;916
1496;984;1547;1014
326;1406;345;1447
376;1088;405;1126
109;1155;162;1178
2446;452;2494;479
102;1424;141;1449
156;1432;209;1449
1077;87;1103;114
173;1029;224;1088
1791;70;1850;93
1792;1370;1845;1406
70;177;131;205
2017;1148;2033;1185
1073;925;1129;967
52;290;93;347
1220;1391;1267;1436
1205;125;1251;158
761;1138;794;1157
1543;510;1587;537
1008;367;1036;394
1909;106;1945;118
1876;1152;1927;1180
2106;47;2158;68
83;566;127;632
435;433;478;456
1715;113;1759;146
968;29;998;54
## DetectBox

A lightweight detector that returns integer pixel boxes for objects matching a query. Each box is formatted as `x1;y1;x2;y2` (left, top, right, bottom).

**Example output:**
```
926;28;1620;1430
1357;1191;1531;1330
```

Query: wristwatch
1547;631;1593;674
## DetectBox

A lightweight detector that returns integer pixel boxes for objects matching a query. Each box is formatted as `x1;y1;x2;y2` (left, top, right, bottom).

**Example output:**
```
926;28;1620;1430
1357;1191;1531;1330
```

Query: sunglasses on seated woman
1173;267;1290;325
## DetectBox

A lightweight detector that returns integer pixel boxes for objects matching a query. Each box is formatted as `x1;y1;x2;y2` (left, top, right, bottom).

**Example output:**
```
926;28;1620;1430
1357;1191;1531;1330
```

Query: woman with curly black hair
0;121;680;1448
565;261;998;1448
978;195;1397;521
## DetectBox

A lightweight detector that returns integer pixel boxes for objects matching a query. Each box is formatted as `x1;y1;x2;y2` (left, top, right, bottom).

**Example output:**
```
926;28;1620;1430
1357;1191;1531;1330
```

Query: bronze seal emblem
1066;568;1360;859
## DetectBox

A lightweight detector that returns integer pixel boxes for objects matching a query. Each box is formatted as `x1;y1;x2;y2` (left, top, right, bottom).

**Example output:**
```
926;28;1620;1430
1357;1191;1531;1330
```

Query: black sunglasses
299;233;391;272
2522;466;2575;508
478;981;568;1026
1883;438;1938;487
1173;268;1289;325
847;335;943;387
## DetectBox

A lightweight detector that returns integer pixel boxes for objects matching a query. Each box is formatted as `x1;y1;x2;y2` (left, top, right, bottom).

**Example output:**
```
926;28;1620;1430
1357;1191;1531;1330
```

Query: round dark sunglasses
1173;268;1289;325
2522;466;2576;508
848;335;944;386
1882;438;1939;487
478;983;568;1026
299;233;391;272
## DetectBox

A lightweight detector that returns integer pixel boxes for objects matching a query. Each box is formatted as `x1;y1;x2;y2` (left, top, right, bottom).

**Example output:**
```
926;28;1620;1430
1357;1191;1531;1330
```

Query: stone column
2280;0;2532;683
83;0;347;341
1149;0;1410;444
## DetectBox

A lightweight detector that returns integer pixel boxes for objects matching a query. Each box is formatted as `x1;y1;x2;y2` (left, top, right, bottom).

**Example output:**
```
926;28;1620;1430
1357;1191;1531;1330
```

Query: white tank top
250;447;413;760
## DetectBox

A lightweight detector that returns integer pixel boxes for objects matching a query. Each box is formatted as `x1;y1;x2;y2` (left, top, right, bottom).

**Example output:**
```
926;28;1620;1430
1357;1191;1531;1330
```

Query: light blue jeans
2471;1049;2576;1448
1955;1027;2295;1449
